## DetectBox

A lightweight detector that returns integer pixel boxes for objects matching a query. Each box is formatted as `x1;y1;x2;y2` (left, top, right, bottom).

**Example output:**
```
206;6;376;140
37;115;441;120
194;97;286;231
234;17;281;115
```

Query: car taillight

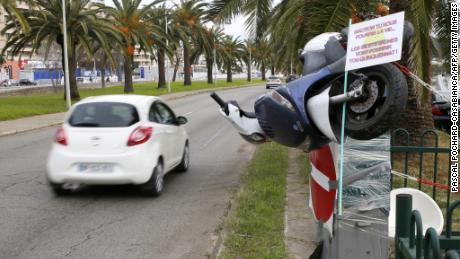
55;127;67;145
432;106;444;116
127;126;153;146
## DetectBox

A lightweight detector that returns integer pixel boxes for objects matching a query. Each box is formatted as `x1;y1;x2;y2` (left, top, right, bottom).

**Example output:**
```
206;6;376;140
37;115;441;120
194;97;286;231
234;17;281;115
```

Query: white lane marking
183;111;194;116
201;124;228;149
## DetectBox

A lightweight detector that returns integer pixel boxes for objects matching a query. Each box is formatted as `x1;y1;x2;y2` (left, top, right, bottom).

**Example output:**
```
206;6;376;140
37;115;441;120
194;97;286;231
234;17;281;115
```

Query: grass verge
0;79;263;121
219;142;289;259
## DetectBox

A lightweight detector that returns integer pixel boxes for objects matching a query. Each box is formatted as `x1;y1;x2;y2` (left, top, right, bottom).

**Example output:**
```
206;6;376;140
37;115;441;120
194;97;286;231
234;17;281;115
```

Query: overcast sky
103;0;252;39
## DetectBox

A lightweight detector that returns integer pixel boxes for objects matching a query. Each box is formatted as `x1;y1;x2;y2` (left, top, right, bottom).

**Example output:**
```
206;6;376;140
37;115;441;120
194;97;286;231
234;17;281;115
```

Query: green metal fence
392;129;460;258
391;129;452;214
395;194;460;259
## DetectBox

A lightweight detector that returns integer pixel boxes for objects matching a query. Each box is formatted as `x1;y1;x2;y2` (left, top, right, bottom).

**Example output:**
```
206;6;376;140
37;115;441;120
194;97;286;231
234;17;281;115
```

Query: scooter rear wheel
330;63;408;140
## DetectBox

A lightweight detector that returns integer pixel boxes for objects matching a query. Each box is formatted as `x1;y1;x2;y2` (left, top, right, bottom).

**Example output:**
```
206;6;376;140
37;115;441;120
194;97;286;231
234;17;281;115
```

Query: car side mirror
176;116;188;125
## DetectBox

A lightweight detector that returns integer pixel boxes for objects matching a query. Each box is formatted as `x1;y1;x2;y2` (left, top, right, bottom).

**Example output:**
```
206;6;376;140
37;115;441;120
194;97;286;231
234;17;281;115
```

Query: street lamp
62;0;71;109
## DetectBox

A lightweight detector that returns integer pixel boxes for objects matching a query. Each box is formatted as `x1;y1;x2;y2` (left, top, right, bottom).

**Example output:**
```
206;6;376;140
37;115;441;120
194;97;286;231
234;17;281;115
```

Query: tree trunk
172;53;180;82
261;63;266;80
271;65;275;75
206;57;213;84
247;61;251;82
183;44;192;86
390;0;434;144
157;48;166;88
100;55;106;88
100;67;106;88
68;47;80;100
226;65;232;83
123;54;134;93
58;40;80;100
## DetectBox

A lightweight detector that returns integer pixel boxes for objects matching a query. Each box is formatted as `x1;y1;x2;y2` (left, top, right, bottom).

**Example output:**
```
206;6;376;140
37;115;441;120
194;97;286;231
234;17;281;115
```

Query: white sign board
345;12;405;71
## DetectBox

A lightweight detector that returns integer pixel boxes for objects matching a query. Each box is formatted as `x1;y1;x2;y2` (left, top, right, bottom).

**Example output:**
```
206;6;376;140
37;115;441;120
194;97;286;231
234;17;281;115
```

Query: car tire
175;142;190;173
139;161;164;196
49;182;72;196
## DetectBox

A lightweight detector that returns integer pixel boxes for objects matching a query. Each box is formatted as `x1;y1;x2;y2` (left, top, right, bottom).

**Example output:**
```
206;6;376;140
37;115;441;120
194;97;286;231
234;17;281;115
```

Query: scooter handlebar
210;92;226;108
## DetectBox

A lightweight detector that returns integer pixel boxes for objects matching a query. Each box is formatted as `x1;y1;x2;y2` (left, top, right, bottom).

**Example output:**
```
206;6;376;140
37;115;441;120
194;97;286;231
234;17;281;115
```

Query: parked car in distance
432;94;451;132
266;76;282;89
286;74;298;83
1;79;19;87
47;95;190;196
19;79;37;86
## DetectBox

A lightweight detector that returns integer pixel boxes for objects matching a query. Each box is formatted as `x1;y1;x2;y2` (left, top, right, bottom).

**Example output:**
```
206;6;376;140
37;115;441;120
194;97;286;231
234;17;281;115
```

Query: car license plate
78;163;114;173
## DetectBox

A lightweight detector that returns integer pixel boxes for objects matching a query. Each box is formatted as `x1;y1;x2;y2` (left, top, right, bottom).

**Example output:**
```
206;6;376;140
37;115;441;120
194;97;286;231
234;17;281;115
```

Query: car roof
77;95;161;108
70;95;163;121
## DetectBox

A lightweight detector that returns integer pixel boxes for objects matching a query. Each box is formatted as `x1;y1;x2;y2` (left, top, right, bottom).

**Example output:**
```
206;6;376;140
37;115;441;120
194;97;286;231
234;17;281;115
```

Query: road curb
0;83;262;138
207;145;257;258
0;121;64;137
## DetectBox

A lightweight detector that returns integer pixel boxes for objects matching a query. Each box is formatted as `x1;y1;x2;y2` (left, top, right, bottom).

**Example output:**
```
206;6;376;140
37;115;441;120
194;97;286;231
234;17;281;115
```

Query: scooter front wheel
330;63;408;140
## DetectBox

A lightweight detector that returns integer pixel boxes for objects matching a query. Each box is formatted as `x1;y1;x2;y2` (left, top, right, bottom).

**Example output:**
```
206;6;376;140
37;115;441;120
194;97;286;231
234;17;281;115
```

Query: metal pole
395;194;412;259
337;19;352;216
213;48;216;86
249;45;252;82
62;0;71;109
165;8;171;93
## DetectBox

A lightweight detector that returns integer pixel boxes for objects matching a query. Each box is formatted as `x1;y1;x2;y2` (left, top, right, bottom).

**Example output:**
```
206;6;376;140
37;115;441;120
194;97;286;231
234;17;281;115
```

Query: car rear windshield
69;102;139;127
268;77;279;80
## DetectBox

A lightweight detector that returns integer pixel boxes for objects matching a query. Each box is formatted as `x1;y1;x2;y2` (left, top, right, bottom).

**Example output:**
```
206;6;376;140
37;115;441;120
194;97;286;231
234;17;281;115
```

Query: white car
46;95;189;196
266;76;282;89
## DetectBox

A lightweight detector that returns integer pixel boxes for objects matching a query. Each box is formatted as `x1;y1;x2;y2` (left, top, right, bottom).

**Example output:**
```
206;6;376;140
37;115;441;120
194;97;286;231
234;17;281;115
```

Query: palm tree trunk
172;54;180;82
261;63;266;80
157;48;166;88
124;54;134;93
183;44;192;86
100;68;106;88
390;1;434;143
206;57;213;84
58;40;80;100
247;61;251;82
226;65;232;83
68;47;80;100
100;55;107;88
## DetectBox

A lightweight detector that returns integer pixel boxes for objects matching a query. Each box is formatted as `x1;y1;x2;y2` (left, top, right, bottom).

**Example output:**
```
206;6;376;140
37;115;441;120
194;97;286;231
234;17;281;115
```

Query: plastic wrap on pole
341;134;391;216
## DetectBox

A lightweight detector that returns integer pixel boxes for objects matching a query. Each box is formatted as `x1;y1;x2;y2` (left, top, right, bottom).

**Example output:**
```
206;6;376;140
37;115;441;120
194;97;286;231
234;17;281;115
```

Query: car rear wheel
49;182;73;196
139;162;164;196
175;142;190;172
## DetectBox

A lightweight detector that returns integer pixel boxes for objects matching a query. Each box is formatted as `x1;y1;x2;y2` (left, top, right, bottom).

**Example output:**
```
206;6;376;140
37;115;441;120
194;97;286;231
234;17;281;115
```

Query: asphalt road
0;85;266;259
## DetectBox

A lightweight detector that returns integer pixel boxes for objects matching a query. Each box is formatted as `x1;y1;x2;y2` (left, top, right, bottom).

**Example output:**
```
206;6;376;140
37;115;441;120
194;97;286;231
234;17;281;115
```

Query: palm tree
101;0;165;93
388;0;450;140
145;6;168;89
190;26;224;84
172;0;208;86
269;0;305;75
2;0;120;100
0;0;30;31
217;35;245;83
242;39;255;82
252;39;271;80
208;0;272;40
